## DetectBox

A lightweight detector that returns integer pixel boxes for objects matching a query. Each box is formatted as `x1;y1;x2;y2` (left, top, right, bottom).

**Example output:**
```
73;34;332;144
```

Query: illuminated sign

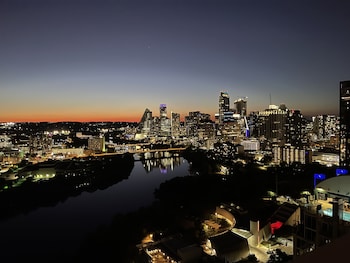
314;173;326;180
314;173;326;188
336;168;348;176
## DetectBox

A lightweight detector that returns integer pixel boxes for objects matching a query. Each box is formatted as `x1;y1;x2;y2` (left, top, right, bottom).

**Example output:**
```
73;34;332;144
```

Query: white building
240;139;260;151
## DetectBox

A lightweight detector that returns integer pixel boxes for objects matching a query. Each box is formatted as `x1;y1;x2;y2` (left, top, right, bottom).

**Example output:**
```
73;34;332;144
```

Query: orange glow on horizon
1;109;216;123
0;116;188;123
0;113;141;123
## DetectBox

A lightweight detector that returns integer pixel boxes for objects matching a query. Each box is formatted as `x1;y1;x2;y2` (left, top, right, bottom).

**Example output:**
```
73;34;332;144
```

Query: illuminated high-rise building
171;112;180;138
256;104;288;145
234;97;247;117
159;104;171;137
340;80;350;168
285;109;307;148
312;115;338;140
185;111;212;138
160;104;167;119
219;91;230;124
138;108;153;136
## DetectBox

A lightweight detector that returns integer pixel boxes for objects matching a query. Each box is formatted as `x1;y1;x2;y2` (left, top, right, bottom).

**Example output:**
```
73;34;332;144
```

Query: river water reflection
0;154;190;262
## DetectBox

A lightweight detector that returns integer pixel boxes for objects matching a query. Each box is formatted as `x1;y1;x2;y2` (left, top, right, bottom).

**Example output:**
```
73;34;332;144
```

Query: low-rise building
293;175;350;260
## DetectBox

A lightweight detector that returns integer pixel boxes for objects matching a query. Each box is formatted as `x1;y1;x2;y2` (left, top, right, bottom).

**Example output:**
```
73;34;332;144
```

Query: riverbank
0;153;134;221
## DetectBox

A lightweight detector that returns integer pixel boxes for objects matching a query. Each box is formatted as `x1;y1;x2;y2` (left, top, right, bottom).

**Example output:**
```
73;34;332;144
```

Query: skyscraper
159;104;167;119
138;108;153;136
159;104;171;137
285;109;306;148
339;80;350;168
171;111;180;138
219;91;230;124
256;104;288;145
234;97;247;117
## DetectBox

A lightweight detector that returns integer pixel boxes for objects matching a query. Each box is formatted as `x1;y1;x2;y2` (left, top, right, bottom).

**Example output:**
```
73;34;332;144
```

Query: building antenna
269;93;272;105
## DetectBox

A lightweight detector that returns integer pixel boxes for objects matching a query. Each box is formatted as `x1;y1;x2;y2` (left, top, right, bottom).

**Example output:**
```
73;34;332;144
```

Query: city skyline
1;0;349;123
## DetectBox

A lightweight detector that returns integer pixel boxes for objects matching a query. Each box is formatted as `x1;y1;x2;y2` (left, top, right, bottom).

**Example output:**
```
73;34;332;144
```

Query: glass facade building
340;81;350;168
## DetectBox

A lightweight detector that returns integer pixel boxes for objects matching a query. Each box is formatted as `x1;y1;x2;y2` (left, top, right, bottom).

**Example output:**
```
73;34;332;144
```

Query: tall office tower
312;115;338;140
160;104;167;119
138;108;153;136
184;111;212;138
340;80;350;168
256;104;288;146
246;111;259;137
219;91;230;124
234;97;247;117
285;110;306;148
171;112;180;138
159;104;171;137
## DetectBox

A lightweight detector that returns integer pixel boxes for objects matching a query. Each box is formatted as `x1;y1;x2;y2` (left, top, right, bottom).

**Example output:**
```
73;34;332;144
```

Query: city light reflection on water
0;155;189;262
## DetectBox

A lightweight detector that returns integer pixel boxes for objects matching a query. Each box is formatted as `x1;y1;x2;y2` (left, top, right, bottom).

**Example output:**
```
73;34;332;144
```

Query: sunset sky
1;0;349;122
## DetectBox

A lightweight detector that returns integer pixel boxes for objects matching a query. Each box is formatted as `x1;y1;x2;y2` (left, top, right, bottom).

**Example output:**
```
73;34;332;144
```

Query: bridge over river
92;146;187;158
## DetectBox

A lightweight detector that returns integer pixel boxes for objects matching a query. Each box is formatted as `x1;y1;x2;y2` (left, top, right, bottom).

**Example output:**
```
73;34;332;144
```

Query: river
0;154;190;262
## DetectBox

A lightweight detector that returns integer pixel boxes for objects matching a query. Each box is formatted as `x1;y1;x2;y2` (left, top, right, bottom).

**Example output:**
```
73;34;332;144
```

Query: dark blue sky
1;0;349;121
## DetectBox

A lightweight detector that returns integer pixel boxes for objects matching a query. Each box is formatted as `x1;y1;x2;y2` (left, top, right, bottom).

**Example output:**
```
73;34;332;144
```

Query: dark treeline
0;153;134;221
